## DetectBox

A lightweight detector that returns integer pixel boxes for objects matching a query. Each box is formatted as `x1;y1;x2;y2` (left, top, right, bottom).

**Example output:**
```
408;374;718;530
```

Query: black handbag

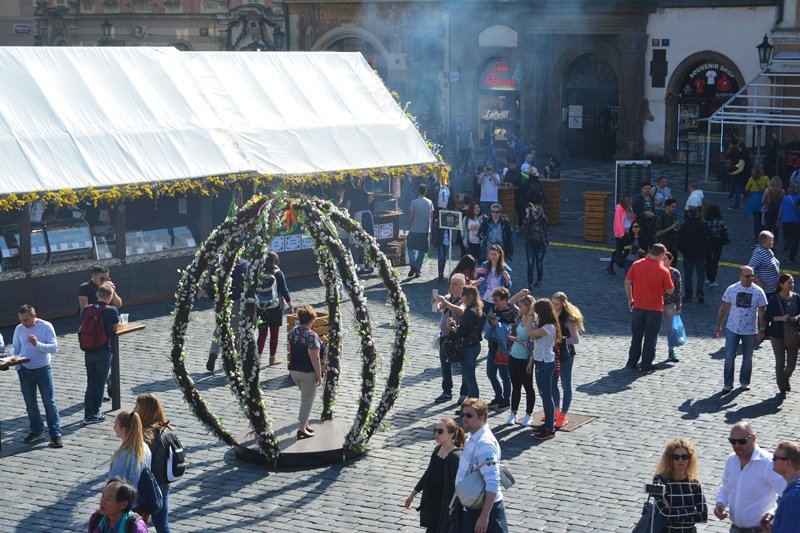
440;335;463;363
632;498;667;533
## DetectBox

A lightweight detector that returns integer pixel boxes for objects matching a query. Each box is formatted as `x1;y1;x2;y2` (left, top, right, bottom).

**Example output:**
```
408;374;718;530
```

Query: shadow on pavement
724;394;782;424
677;389;744;420
576;367;641;396
17;470;107;533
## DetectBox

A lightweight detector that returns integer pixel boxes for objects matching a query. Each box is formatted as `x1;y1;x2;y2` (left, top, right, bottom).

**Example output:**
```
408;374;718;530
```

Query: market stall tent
0;46;437;199
0;46;438;326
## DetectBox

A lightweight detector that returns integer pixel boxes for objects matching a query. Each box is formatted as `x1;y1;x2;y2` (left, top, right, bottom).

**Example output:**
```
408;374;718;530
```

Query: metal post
447;229;453;276
111;335;121;411
685;131;690;193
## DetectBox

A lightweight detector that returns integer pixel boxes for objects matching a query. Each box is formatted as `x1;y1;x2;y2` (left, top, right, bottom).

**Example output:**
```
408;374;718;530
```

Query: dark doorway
564;54;619;160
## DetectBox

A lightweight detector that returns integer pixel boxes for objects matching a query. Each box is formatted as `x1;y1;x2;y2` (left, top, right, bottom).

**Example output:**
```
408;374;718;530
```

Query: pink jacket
613;204;635;239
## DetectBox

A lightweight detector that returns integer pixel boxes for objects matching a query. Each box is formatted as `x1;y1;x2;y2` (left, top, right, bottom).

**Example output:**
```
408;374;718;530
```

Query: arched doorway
564;54;618;160
326;37;388;82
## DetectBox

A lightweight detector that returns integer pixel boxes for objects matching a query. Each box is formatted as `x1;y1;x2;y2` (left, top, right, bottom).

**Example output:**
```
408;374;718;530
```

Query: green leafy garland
170;194;409;461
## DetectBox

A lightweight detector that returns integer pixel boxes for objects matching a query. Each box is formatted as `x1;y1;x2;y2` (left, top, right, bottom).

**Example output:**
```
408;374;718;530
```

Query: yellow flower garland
0;163;450;212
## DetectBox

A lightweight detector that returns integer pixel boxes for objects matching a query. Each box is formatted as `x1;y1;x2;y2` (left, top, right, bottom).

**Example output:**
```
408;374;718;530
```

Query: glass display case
0;223;49;270
126;226;197;256
46;220;94;263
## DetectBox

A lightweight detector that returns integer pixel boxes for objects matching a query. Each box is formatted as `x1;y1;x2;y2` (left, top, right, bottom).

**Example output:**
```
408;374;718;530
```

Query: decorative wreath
170;194;409;461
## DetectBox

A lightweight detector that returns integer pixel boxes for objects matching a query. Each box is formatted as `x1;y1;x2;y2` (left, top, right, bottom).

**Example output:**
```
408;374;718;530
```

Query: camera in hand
645;483;665;496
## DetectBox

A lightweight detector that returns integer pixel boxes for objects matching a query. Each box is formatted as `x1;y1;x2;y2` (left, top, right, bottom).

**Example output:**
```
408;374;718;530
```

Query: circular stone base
234;419;365;468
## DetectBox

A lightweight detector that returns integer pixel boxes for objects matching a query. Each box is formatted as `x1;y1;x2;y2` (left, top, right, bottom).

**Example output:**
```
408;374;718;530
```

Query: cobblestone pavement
1;164;798;532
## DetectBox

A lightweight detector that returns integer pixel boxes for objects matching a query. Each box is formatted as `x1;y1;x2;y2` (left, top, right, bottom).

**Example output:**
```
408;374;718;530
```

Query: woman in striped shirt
653;438;708;532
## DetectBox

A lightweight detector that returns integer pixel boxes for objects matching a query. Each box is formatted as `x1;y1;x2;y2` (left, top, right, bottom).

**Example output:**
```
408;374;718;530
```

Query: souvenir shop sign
680;61;739;100
480;59;520;91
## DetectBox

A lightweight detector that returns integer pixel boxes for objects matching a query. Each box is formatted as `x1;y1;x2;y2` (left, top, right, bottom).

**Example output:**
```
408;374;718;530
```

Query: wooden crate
541;179;561;225
381;237;407;266
286;311;329;335
582;191;612;242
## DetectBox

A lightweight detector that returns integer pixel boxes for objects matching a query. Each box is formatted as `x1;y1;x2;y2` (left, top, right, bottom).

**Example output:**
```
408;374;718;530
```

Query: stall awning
707;52;800;129
0;47;438;200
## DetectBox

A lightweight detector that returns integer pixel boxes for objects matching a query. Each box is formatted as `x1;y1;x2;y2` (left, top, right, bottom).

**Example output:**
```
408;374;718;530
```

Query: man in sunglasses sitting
714;421;786;533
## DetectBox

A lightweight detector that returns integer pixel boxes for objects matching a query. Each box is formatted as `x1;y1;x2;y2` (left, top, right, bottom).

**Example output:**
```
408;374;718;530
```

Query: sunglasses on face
742;274;755;279
672;454;691;461
434;428;446;436
729;435;753;445
491;211;501;214
773;454;790;462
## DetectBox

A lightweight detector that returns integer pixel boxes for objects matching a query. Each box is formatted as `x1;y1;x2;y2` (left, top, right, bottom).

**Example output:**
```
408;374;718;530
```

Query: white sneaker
521;414;532;427
709;282;719;287
506;412;517;426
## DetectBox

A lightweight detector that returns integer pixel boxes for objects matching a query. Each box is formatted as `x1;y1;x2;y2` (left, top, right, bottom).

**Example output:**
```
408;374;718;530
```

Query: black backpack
78;303;109;352
152;428;186;485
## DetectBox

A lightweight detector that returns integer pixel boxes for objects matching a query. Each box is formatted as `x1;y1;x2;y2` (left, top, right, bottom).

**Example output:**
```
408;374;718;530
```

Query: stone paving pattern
1;163;798;532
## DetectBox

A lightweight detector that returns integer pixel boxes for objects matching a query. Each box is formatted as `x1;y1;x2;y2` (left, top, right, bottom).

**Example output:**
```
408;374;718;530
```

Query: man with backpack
80;285;120;425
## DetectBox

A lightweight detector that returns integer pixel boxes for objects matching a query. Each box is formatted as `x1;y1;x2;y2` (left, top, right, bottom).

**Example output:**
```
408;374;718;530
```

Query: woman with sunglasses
404;418;465;533
620;221;650;274
651;438;708;532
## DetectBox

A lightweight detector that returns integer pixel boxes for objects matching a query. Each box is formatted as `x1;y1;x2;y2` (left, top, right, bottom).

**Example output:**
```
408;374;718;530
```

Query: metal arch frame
703;63;800;179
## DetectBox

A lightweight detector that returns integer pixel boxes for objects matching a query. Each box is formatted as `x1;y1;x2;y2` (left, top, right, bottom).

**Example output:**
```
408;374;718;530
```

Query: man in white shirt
452;398;508;533
684;182;704;219
478;165;501;218
11;304;63;448
714;421;786;532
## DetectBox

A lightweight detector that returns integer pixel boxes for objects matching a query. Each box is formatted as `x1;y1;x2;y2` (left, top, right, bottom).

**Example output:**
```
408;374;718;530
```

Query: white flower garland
170;194;409;462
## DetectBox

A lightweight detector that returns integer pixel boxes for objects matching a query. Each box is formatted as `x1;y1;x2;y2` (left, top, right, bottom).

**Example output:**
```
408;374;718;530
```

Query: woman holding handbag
404;418;465;533
765;273;800;401
651;438;708;532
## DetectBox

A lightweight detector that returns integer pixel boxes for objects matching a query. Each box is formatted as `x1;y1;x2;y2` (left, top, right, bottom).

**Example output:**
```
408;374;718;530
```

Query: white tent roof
0;47;437;197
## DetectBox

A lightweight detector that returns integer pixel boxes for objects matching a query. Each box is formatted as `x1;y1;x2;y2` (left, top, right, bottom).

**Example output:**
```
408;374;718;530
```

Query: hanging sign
480;59;520;91
680;61;739;100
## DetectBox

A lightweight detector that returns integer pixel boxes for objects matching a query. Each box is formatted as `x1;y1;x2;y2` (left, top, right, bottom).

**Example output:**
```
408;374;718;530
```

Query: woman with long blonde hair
651;438;707;531
550;292;585;428
108;411;151;492
135;393;177;533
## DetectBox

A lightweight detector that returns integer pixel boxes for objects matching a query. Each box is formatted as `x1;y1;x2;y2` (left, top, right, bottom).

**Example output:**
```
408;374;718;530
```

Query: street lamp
757;34;773;70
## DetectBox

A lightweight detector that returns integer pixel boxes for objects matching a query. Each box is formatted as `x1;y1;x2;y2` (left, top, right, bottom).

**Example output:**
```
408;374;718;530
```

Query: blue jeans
534;360;556;431
683;256;706;299
450;500;508;533
17;365;62;438
525;242;546;286
486;344;511;402
460;345;480;399
627;309;663;369
85;350;113;418
151;482;171;533
439;344;453;395
724;329;756;389
407;247;425;272
437;230;450;277
552;351;574;414
732;184;744;208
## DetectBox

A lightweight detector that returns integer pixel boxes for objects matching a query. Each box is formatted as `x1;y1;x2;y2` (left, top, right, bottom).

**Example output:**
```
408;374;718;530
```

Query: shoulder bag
455;442;515;509
777;294;800;349
632;476;668;533
441;335;463;363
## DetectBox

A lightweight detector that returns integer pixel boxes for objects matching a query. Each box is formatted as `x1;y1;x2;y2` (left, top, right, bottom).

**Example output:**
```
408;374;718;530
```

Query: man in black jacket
678;207;712;303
